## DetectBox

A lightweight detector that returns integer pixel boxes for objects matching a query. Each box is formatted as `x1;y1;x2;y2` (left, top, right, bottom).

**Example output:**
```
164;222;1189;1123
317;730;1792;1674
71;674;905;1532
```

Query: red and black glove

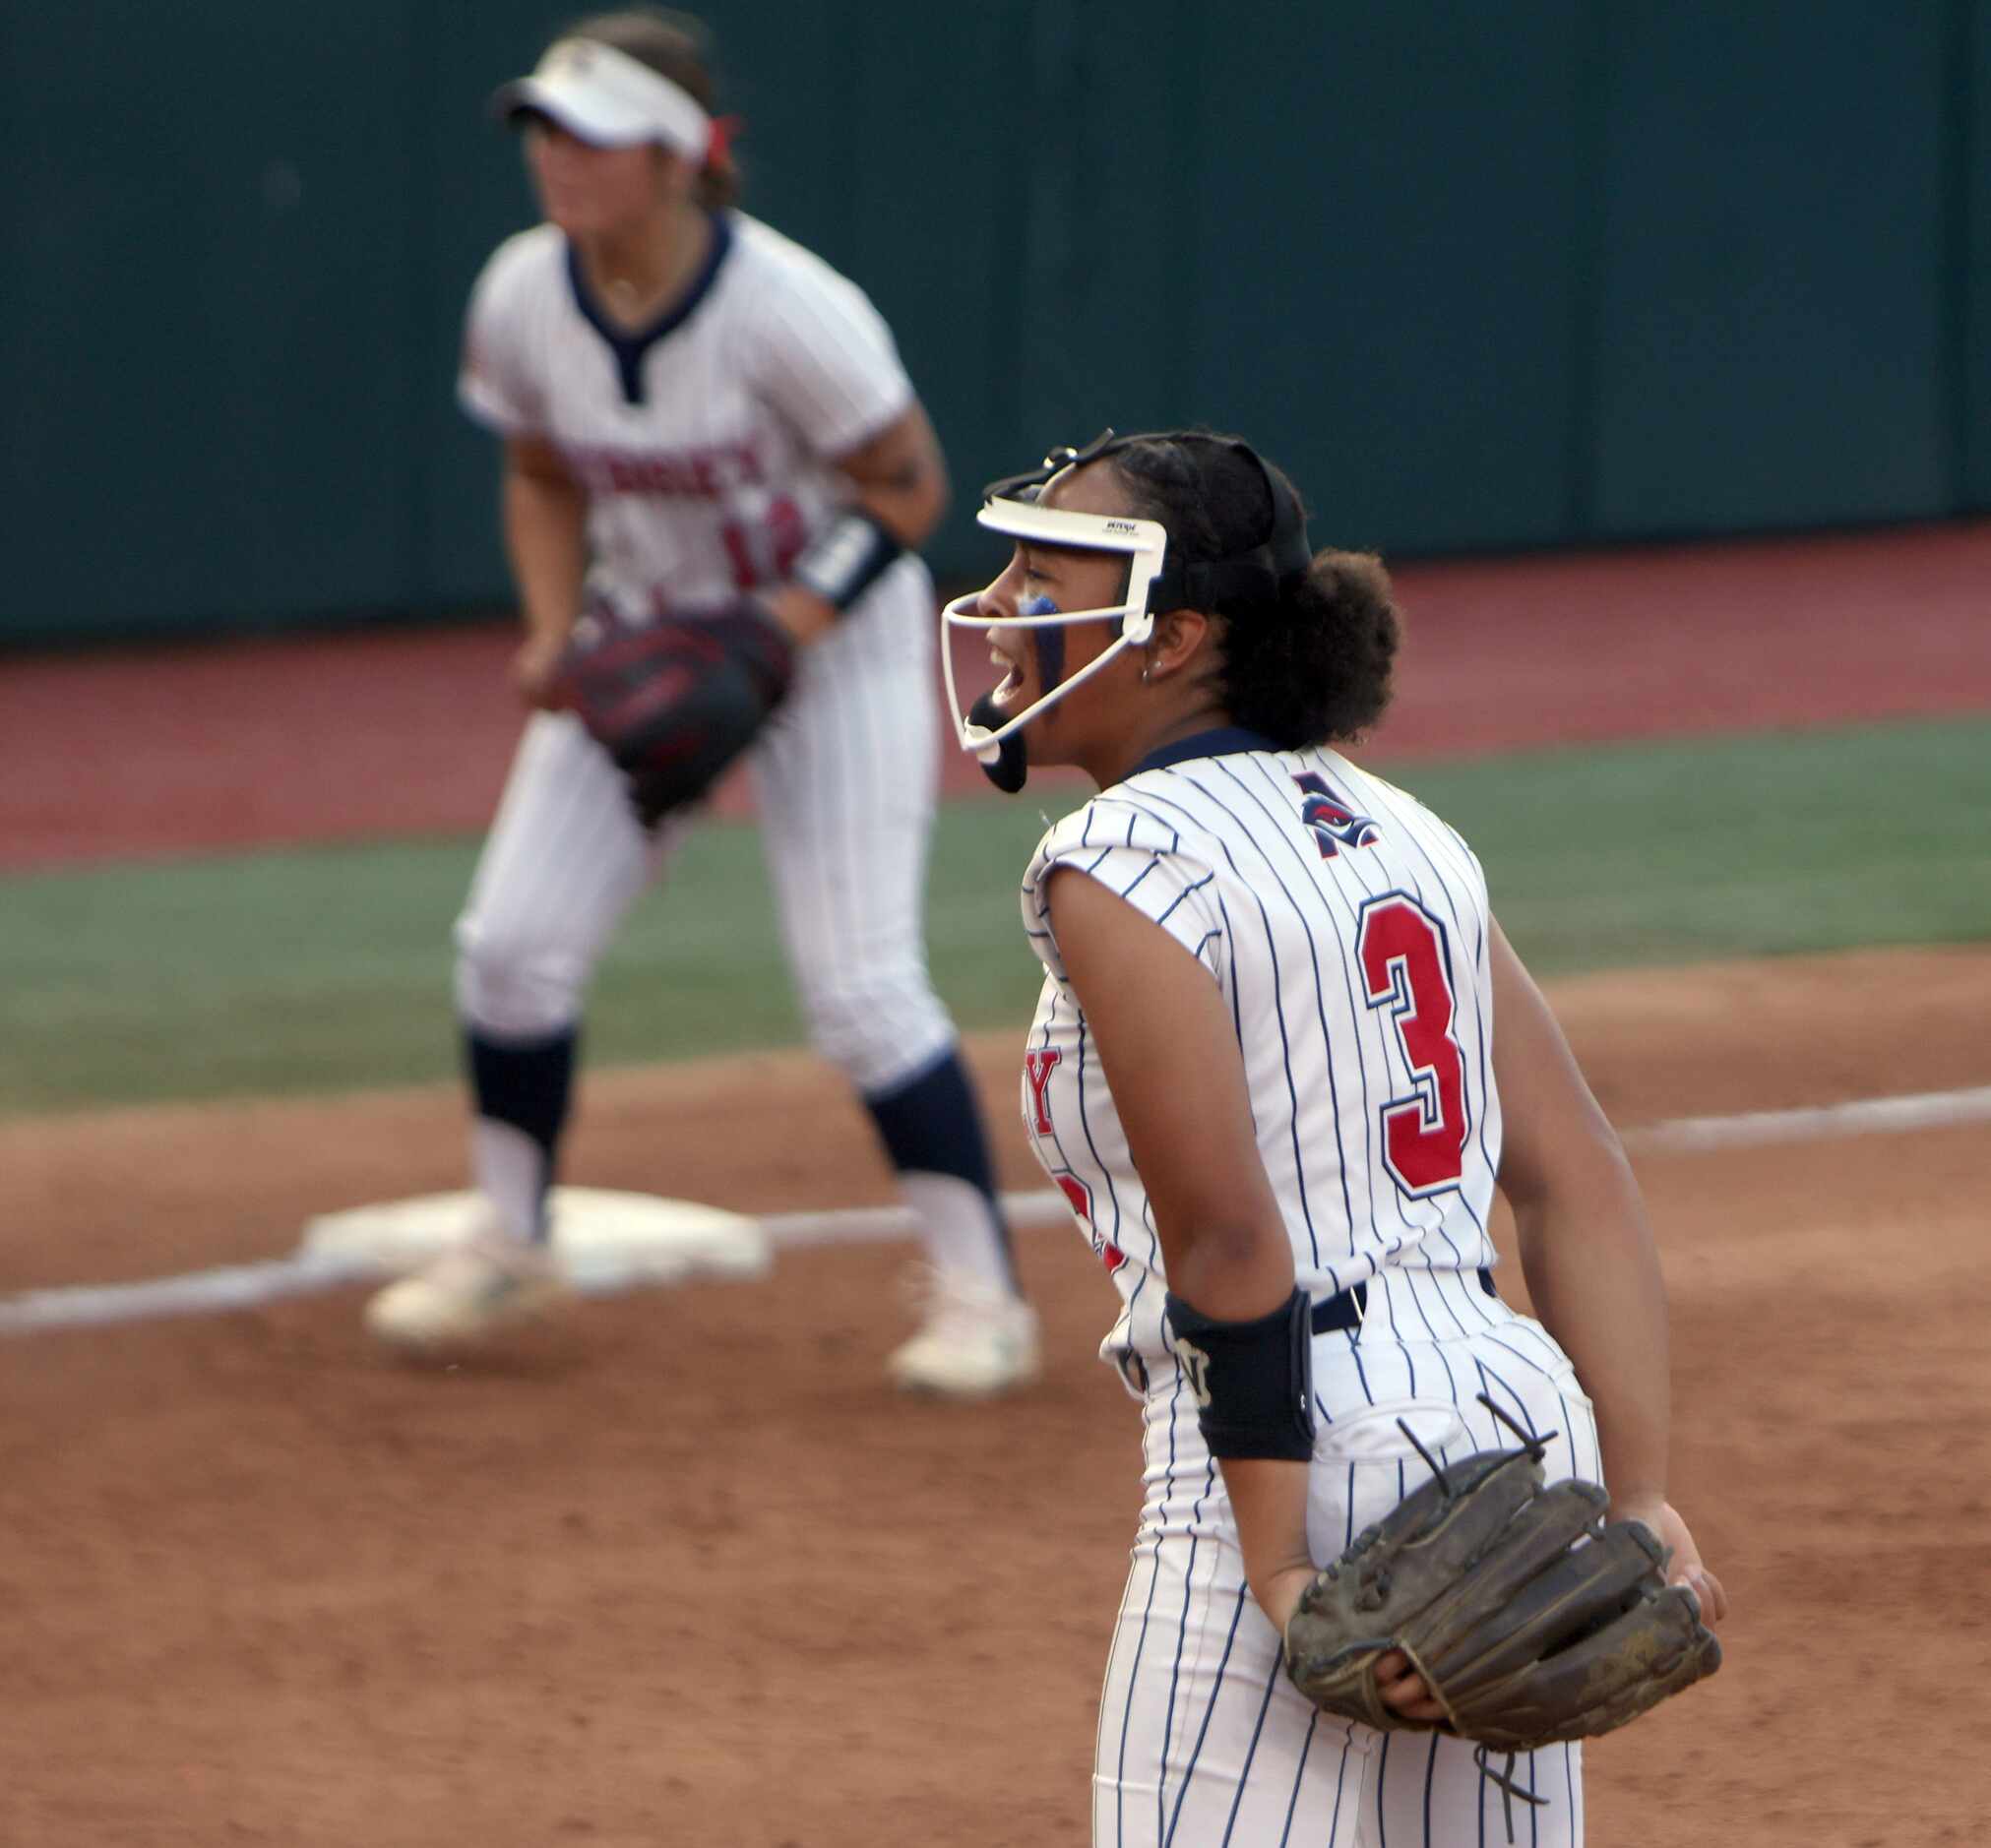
556;600;796;829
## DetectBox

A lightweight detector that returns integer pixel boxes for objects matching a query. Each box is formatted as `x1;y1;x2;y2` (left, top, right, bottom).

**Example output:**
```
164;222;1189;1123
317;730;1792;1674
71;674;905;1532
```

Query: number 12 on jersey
1357;893;1469;1197
720;496;806;590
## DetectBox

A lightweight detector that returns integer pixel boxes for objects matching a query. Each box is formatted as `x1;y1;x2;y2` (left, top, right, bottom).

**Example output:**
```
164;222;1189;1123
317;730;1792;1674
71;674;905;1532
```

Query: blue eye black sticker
1022;595;1067;687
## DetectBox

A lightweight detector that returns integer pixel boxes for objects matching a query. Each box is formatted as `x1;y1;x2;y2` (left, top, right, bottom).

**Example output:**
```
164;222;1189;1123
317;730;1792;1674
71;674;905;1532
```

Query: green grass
4;714;1987;1115
0;803;1054;1116
1398;715;1991;970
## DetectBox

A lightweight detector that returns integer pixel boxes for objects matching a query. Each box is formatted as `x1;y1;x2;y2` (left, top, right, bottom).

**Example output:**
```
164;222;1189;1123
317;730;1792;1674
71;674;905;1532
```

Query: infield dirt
7;521;1988;1841
3;944;1987;1846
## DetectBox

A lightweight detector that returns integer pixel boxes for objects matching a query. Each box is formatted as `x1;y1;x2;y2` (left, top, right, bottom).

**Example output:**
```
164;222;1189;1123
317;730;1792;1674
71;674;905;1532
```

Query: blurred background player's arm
842;400;947;545
762;400;949;647
503;432;589;708
1489;915;1726;1623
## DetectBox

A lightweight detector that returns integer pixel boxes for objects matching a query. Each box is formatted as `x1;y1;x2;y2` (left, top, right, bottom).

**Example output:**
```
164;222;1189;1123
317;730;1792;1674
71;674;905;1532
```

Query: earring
1140;662;1152;684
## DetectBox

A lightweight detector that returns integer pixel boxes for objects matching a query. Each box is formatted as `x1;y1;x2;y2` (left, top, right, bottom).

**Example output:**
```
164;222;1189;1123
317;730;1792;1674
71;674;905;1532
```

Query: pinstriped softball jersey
1019;729;1594;1846
452;210;957;1093
1022;732;1502;1364
462;213;914;620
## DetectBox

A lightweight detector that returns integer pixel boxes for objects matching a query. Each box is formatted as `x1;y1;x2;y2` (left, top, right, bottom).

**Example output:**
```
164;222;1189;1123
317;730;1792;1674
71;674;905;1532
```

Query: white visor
493;38;711;156
940;495;1169;765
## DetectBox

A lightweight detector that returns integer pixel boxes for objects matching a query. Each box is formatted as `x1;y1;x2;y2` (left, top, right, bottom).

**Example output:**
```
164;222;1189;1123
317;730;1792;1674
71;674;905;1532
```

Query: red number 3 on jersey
1357;893;1469;1196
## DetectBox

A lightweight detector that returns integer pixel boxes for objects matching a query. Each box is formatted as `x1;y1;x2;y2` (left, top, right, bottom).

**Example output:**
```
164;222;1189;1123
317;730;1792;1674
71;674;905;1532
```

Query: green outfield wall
5;0;1987;643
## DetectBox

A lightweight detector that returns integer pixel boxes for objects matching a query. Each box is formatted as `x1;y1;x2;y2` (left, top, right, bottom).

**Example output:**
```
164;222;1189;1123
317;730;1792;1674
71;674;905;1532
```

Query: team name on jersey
1024;1048;1060;1133
562;439;766;500
1024;1047;1125;1274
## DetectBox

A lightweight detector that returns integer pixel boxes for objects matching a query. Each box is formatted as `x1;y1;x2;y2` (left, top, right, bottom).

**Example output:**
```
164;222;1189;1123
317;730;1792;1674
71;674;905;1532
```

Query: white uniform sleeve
748;258;915;460
1023;799;1228;992
457;239;549;438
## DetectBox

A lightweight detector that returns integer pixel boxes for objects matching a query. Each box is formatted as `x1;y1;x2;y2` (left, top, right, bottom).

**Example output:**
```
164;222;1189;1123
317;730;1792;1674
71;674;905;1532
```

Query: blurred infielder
366;6;1037;1396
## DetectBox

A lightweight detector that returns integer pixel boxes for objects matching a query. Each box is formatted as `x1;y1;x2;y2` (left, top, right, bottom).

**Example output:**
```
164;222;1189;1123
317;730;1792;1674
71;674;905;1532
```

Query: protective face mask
967;594;1060;793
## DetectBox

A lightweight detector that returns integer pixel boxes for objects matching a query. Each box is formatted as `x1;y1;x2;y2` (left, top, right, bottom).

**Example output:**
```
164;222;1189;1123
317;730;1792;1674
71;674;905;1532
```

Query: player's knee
454;916;586;1039
801;980;952;1095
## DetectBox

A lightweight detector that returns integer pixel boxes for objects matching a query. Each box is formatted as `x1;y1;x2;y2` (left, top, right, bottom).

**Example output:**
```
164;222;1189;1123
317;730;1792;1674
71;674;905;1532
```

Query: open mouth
987;636;1026;708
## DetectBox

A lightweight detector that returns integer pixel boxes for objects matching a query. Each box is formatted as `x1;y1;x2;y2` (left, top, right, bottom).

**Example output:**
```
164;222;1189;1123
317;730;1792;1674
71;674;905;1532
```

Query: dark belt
1311;1266;1499;1334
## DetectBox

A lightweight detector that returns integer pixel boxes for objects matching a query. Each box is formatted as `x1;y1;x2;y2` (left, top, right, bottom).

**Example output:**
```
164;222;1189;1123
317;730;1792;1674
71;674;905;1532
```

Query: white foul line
758;1188;1067;1249
0;1252;375;1333
1617;1083;1991;1152
764;1083;1991;1246
3;1081;1988;1336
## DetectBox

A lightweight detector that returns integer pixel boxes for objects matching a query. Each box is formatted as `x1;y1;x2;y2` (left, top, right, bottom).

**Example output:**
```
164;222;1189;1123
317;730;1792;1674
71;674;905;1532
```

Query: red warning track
4;520;1987;871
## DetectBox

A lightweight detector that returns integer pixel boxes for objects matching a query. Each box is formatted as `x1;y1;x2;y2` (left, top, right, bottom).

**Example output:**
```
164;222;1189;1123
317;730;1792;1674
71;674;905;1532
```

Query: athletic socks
864;1047;1020;1296
464;1024;578;1245
464;1027;1015;1288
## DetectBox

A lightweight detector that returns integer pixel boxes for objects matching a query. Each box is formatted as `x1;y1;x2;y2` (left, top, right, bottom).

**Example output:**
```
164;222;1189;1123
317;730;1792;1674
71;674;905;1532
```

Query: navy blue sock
464;1024;578;1238
864;1047;1016;1288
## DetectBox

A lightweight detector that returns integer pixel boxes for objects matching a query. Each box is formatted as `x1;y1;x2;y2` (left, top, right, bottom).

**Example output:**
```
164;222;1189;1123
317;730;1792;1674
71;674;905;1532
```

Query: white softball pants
1094;1265;1598;1848
454;562;957;1096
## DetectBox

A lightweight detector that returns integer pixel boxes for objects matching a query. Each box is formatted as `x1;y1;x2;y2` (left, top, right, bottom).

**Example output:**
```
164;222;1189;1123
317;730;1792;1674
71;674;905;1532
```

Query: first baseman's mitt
558;599;796;829
1283;1396;1719;1830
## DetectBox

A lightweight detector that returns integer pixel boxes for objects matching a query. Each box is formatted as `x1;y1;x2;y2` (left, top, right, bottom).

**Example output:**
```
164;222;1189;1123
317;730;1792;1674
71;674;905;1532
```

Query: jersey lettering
563;439;766;500
1024;1048;1062;1134
1052;1172;1124;1272
1357;893;1469;1196
1292;771;1380;858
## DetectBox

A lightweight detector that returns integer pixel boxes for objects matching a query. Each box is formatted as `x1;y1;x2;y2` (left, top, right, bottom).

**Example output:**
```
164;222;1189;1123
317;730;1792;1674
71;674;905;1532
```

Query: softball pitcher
943;431;1726;1841
365;7;1036;1397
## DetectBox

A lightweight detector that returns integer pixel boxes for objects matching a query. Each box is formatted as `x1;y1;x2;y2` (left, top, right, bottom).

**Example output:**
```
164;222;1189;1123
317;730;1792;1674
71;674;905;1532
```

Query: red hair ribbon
707;114;743;169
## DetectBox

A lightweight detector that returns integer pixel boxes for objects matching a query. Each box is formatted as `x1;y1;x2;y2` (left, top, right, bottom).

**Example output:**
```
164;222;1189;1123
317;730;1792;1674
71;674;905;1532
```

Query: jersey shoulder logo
1292;771;1380;858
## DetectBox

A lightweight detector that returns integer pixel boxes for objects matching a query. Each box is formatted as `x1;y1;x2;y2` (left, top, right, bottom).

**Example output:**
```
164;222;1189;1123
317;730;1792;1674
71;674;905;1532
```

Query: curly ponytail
1225;548;1400;746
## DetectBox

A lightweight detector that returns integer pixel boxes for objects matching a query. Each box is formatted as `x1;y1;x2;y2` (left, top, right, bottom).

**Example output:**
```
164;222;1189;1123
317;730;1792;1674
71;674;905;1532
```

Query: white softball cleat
889;1270;1042;1399
363;1233;570;1356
